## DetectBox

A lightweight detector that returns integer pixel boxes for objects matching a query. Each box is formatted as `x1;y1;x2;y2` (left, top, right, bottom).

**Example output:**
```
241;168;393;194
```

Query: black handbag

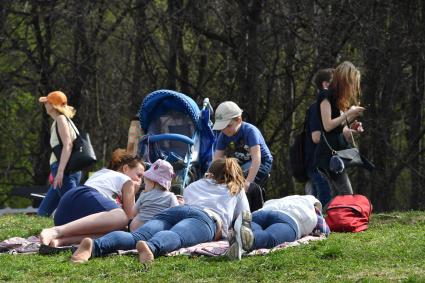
52;117;97;174
320;118;374;174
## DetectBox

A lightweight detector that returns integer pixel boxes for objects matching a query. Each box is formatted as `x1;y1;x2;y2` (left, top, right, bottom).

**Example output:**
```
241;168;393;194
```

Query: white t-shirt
183;178;250;238
84;169;131;202
260;195;321;238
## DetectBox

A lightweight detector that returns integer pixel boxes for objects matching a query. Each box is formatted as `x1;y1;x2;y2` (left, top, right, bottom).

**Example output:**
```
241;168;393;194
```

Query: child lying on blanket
71;158;249;264
227;195;330;260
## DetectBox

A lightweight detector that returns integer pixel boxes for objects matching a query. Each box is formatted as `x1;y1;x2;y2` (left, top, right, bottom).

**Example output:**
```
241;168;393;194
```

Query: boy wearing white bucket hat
213;101;273;212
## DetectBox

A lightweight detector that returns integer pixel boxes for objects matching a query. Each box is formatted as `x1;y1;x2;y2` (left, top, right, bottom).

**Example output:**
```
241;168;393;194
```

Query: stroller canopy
139;89;200;133
138;89;215;177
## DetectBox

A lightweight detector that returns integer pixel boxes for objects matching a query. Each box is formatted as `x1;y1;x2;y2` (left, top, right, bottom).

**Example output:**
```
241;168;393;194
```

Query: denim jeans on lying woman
37;162;81;217
92;205;217;257
250;210;299;250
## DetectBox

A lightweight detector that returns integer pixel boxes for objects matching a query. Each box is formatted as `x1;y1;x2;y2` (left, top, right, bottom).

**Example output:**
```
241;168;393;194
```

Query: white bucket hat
212;101;243;130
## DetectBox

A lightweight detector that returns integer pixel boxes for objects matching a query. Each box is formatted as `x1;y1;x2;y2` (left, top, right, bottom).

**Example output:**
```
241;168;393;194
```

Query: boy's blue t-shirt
215;122;273;165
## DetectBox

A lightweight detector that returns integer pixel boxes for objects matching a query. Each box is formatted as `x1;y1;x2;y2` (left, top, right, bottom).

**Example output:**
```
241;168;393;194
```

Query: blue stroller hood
137;89;215;192
139;89;200;134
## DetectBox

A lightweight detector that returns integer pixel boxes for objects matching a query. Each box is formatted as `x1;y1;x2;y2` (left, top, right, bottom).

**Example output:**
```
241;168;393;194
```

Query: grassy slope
0;212;424;283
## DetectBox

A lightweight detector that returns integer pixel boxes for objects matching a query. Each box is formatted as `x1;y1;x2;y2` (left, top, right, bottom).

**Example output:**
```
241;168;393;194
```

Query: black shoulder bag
321;118;374;174
53;117;97;174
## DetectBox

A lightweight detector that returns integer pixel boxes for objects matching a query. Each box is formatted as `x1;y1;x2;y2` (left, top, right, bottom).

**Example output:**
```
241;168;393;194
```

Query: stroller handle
202;98;214;115
148;133;194;145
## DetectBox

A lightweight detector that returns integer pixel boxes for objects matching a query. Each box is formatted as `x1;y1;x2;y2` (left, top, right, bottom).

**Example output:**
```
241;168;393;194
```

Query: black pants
241;160;272;212
246;182;266;212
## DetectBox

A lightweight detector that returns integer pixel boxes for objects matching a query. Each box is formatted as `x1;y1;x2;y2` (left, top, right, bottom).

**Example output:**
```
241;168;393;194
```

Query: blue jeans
307;168;332;207
37;162;81;217
92;205;216;257
251;210;299;250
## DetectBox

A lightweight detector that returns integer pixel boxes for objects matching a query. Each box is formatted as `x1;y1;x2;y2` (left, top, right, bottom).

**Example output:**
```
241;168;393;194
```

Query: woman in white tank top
37;91;82;217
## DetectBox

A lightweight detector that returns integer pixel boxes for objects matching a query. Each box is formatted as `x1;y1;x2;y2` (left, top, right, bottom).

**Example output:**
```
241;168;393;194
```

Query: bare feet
71;238;93;263
40;228;60;246
136;241;154;264
50;239;60;247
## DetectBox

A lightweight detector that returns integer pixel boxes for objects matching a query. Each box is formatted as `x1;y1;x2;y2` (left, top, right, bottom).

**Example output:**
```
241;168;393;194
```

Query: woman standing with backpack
314;61;365;195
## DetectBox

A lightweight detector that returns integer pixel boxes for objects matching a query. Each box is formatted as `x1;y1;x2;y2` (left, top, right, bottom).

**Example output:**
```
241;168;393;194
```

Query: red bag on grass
325;194;372;232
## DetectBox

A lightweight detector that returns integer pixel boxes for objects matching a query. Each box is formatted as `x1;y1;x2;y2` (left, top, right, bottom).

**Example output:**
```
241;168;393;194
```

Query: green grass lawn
0;212;424;282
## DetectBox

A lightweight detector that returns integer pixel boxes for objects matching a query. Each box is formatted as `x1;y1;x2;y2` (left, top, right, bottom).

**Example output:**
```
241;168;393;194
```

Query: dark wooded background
0;0;424;211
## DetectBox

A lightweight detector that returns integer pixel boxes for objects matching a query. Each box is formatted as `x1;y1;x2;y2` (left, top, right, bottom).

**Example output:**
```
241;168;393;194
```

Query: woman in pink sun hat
129;159;179;231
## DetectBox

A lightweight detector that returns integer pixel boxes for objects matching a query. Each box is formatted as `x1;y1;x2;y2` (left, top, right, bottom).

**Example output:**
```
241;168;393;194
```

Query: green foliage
0;1;424;210
0;91;40;207
0;212;424;282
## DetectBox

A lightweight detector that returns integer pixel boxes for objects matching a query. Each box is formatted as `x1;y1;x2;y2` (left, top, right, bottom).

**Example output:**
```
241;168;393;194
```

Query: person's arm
311;131;321;144
127;120;142;157
131;196;141;219
213;150;225;160
308;104;321;144
169;194;180;207
343;120;365;143
320;100;365;132
121;180;137;219
54;115;73;189
245;145;261;189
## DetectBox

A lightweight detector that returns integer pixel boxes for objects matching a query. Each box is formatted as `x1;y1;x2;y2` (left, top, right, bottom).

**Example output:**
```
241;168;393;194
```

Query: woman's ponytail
208;158;245;195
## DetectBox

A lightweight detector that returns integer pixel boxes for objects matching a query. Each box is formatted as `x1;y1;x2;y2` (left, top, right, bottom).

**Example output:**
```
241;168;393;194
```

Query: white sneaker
227;211;254;260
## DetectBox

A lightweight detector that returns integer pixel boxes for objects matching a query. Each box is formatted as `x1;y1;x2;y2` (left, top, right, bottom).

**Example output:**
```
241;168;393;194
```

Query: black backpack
289;110;309;182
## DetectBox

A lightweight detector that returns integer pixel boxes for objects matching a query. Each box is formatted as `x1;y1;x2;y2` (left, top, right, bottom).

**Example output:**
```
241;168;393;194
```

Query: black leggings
246;183;266;212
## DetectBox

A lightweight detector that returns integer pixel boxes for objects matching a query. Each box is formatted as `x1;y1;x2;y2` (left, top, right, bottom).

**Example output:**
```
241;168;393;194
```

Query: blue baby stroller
138;89;215;194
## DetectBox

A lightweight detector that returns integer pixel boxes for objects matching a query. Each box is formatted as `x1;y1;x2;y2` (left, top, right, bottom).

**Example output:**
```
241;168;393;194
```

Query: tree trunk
131;0;150;115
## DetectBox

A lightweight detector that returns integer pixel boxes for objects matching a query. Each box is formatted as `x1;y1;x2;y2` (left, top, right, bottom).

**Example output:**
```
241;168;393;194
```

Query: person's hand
132;180;142;192
346;106;365;120
54;171;64;189
244;180;251;192
132;178;142;188
176;195;185;205
350;120;364;134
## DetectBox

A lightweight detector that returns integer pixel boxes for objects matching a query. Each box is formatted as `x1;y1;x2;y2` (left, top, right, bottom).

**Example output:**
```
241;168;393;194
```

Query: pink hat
143;159;175;190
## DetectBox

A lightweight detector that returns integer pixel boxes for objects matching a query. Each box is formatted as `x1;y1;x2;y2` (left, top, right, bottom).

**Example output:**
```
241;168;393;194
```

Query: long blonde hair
207;158;245;196
330;61;361;111
53;104;76;119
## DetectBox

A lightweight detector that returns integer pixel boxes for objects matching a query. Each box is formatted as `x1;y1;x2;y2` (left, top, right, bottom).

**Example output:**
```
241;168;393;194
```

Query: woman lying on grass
227;195;330;260
40;149;144;247
40;154;180;248
71;157;249;264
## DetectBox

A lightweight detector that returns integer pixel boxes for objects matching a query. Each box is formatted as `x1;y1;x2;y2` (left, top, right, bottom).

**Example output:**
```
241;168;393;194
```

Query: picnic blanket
0;236;40;254
0;235;325;256
117;235;326;257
